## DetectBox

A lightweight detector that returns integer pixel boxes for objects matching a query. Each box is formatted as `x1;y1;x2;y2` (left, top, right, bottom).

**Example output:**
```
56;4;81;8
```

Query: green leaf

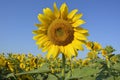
66;66;99;80
105;76;120;80
6;73;17;79
47;74;59;80
113;63;120;71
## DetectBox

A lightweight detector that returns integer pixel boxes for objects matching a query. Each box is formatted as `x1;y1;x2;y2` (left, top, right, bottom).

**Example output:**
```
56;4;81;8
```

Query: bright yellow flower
101;49;107;57
30;57;37;68
17;55;24;62
20;63;26;69
86;41;93;50
11;54;17;58
28;53;33;58
105;56;109;61
0;56;6;66
82;58;90;66
87;51;98;59
21;53;26;58
30;57;38;63
33;3;89;59
86;41;102;51
93;42;102;51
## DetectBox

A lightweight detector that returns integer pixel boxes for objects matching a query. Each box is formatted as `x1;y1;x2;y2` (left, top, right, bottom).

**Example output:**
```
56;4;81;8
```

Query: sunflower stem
62;54;66;80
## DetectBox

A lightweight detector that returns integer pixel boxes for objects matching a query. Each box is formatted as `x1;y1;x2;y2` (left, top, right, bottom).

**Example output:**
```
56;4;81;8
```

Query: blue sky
0;0;120;58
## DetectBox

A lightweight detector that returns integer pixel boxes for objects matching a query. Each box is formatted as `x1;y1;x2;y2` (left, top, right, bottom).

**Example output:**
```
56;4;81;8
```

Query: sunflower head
86;41;102;51
93;42;102;51
86;41;93;50
33;3;89;59
87;51;98;59
101;49;107;57
20;63;26;69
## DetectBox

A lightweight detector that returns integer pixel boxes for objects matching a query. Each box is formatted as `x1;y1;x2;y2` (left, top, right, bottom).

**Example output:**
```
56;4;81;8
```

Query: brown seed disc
48;19;74;46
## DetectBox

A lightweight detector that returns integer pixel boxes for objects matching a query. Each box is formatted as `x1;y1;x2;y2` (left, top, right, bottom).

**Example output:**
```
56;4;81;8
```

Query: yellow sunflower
33;3;89;59
86;41;102;51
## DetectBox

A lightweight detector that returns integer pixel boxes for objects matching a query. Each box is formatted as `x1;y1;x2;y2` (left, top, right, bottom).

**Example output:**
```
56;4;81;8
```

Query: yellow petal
83;33;89;36
38;14;51;24
67;44;76;57
35;24;43;27
46;45;54;59
72;19;85;27
53;3;60;18
32;30;45;34
60;46;64;53
43;40;52;47
32;30;39;34
74;32;87;40
33;34;44;40
42;46;49;52
35;23;49;29
46;45;59;59
40;37;49;46
72;13;83;22
72;39;84;51
77;27;88;33
42;41;51;52
43;8;54;19
64;46;72;59
36;35;48;45
60;3;68;19
52;45;59;59
67;9;78;19
74;28;88;33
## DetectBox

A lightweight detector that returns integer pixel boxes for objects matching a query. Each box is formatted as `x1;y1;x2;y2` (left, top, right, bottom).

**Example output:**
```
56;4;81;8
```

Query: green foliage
105;46;116;53
66;66;99;80
0;46;120;80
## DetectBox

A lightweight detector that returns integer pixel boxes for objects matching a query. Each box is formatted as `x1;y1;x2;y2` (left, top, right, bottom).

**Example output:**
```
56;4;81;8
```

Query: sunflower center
48;19;74;46
56;28;64;36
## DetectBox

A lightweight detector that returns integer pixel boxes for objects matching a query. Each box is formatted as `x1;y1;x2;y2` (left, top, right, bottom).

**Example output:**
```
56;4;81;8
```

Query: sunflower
101;49;107;57
86;41;102;51
33;3;89;59
87;51;98;59
20;63;26;69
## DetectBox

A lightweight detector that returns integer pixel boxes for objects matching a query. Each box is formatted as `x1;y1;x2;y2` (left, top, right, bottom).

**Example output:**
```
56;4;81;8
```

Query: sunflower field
0;45;120;80
1;2;120;80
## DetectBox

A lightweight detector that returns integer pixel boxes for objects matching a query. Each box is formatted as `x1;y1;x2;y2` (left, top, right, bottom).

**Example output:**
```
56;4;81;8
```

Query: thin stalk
62;54;66;80
70;60;72;77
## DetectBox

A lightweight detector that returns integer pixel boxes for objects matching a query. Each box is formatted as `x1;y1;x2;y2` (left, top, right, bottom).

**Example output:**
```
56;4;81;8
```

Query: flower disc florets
48;19;74;46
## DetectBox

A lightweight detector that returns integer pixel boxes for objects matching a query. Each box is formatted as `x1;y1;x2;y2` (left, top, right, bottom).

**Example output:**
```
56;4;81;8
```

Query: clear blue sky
0;0;120;58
